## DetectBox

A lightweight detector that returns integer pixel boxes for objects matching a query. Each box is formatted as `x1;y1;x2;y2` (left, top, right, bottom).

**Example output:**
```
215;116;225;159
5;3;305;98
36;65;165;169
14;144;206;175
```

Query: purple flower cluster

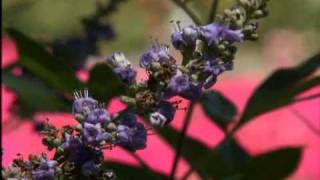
104;22;244;127
71;89;147;152
3;90;148;179
31;156;57;180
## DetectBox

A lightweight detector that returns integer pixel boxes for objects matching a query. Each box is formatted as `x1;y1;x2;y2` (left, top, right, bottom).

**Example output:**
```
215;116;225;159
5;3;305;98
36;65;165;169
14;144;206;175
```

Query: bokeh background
2;0;320;179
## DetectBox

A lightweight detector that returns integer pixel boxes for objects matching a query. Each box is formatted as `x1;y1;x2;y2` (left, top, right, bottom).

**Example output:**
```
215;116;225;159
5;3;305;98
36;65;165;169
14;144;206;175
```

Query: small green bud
53;138;61;147
191;74;198;82
100;141;107;146
106;122;117;132
57;147;64;155
239;0;251;8
249;33;259;40
218;44;226;51
75;113;85;122
252;10;264;18
150;62;161;71
75;124;82;131
120;96;136;105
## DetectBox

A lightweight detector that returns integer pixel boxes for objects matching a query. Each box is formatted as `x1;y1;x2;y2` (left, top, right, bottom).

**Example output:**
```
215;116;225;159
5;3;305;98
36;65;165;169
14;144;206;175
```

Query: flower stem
169;101;196;180
171;0;202;25
207;0;219;23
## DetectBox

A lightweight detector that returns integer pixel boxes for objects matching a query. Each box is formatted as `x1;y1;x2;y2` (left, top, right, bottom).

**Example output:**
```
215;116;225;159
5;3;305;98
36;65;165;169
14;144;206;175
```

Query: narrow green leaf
241;148;302;180
238;54;320;128
200;90;237;130
203;136;250;179
87;64;125;104
6;28;83;94
3;71;70;117
158;126;212;178
102;162;167;179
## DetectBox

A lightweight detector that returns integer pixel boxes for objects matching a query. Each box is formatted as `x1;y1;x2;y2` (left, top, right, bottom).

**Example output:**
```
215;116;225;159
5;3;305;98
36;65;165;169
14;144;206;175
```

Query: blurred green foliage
3;0;320;55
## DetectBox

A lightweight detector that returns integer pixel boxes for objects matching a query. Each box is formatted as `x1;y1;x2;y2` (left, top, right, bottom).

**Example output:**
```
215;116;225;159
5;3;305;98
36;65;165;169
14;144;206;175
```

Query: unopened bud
53;138;61;147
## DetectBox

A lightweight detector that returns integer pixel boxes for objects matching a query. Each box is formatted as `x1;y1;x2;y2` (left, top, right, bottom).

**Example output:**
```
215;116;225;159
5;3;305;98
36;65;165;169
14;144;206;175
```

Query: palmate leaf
3;71;70;117
200;91;237;130
237;54;320;129
6;29;83;95
87;64;126;105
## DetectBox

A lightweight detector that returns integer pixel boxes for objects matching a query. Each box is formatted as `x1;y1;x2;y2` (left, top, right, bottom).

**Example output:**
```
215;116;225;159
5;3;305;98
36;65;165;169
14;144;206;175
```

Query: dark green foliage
237;54;320;129
239;148;302;180
3;70;70;117
200;91;237;130
88;64;126;105
102;162;167;180
6;29;84;93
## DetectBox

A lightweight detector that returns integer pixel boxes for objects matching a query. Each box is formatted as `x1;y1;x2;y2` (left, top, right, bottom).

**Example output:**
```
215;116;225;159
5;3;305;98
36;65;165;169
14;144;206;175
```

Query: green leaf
3;71;70;117
237;54;320;129
6;28;83;94
200;90;237;130
102;162;167;179
156;126;211;178
241;148;302;180
87;64;125;104
203;136;250;179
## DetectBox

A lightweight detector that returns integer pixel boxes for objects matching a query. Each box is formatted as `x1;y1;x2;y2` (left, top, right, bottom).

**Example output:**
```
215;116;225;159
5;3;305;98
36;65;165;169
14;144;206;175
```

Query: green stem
131;153;162;180
171;0;202;25
169;101;196;180
207;0;219;23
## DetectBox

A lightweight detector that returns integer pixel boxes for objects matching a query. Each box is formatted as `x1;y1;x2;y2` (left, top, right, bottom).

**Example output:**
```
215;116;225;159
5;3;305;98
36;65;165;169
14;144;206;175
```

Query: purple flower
107;52;137;84
116;113;147;151
150;101;176;126
223;29;244;43
86;108;111;124
199;23;243;46
32;158;57;180
81;160;98;176
201;55;233;89
72;90;98;114
107;52;131;69
171;25;199;50
83;123;111;145
168;70;191;94
63;134;102;165
180;84;202;100
114;66;137;84
140;44;173;68
63;133;82;151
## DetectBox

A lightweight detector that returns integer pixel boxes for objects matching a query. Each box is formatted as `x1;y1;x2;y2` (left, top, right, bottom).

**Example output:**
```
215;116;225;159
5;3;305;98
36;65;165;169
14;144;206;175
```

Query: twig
131;153;163;180
207;0;219;23
131;153;149;170
169;101;196;180
181;167;193;180
291;108;320;137
293;93;320;103
171;0;202;25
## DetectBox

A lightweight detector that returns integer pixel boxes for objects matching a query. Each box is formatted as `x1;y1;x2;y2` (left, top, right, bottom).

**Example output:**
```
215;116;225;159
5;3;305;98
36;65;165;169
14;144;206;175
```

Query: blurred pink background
2;36;320;180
